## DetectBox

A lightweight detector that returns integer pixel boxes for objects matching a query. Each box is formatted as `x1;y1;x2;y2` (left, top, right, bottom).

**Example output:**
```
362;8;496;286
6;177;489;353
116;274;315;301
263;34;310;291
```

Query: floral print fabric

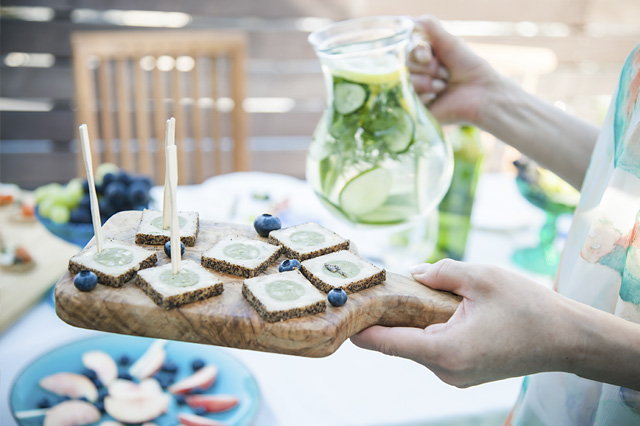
509;43;640;425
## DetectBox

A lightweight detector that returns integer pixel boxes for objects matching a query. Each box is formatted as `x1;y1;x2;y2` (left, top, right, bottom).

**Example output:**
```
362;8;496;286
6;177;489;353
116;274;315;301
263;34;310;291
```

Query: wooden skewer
162;117;176;229
79;124;104;253
166;144;181;273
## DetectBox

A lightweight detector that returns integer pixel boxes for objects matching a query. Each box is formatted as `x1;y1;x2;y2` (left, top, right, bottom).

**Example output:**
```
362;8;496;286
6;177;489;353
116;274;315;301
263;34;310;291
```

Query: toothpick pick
162;117;176;229
166;144;181;273
79;124;104;253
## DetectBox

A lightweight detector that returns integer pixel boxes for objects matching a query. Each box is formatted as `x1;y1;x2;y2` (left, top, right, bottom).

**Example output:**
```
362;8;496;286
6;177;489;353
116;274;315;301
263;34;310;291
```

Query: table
0;172;561;426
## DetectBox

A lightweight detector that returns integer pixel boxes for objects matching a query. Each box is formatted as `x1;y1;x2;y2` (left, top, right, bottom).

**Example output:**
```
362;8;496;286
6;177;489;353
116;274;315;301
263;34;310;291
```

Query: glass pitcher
307;16;453;226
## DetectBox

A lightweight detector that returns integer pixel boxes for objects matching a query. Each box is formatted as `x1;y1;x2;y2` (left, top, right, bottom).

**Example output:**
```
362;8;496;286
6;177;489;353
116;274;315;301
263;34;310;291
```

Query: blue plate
10;335;261;426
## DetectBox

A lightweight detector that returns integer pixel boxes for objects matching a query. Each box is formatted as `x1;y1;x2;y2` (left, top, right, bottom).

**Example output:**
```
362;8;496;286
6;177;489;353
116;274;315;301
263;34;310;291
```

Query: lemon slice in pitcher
332;56;401;85
339;167;392;216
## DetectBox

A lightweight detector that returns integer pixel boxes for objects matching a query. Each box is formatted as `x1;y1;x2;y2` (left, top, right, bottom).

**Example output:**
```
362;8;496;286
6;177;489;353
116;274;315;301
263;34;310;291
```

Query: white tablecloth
1;172;562;426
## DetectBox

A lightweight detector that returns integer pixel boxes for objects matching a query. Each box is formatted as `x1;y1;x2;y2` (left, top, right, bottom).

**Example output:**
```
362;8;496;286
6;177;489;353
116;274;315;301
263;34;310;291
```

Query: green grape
34;183;62;204
49;205;70;224
38;197;56;218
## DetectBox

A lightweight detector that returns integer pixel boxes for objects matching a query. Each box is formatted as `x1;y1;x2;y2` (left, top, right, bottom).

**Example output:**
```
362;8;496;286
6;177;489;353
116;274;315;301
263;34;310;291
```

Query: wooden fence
1;0;638;188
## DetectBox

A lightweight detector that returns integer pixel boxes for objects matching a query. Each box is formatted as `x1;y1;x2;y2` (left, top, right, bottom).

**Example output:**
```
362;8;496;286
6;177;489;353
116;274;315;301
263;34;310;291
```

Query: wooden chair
71;30;249;185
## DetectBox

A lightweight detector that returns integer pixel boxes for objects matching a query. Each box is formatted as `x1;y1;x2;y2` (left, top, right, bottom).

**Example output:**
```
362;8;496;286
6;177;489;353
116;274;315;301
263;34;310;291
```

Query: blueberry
190;388;205;394
99;199;116;221
93;378;104;388
118;354;131;366
79;396;89;402
327;288;348;307
193;406;207;415
79;194;91;209
81;368;97;381
37;397;51;409
191;359;205;371
162;360;178;373
253;213;281;237
118;372;133;381
94;400;105;412
279;259;301;272
74;270;98;292
59;396;71;403
154;372;174;388
175;394;186;405
164;240;185;259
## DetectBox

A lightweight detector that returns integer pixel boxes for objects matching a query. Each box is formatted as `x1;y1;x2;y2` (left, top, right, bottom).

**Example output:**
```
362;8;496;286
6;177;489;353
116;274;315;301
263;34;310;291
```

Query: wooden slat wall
1;0;638;188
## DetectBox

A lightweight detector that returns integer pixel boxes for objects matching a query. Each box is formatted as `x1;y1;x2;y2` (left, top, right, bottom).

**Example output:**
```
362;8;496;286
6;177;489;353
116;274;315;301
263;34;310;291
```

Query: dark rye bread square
300;250;385;294
242;270;326;322
201;235;282;278
134;209;199;246
267;222;349;261
135;259;224;309
68;240;157;288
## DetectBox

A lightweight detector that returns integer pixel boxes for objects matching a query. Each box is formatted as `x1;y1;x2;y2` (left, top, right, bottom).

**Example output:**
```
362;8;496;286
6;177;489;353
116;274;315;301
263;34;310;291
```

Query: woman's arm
350;260;640;391
411;16;599;189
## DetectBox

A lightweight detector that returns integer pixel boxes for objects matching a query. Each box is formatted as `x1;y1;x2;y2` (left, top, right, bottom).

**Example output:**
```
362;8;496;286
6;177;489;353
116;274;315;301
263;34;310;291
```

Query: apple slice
168;365;218;395
82;350;118;385
43;400;100;426
177;413;226;426
129;340;167;380
39;372;98;402
104;391;170;424
185;395;239;413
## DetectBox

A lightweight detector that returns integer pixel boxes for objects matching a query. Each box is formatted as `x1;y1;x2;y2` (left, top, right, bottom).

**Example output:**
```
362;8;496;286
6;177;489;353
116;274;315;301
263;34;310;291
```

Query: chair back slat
116;58;134;171
97;60;115;164
191;57;205;184
133;58;152;176
211;58;222;176
71;30;248;184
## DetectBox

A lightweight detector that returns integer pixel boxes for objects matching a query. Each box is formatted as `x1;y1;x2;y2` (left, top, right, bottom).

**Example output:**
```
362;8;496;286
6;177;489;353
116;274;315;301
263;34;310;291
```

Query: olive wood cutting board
55;211;461;357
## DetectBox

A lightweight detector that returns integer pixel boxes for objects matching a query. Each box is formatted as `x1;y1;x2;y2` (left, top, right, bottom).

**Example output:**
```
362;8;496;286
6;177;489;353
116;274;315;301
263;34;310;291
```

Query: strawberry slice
168;365;218;395
177;413;226;426
185;395;239;413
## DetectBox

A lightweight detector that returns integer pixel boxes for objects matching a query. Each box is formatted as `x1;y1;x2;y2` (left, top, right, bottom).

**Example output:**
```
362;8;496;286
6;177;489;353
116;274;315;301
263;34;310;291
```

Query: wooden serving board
55;211;461;357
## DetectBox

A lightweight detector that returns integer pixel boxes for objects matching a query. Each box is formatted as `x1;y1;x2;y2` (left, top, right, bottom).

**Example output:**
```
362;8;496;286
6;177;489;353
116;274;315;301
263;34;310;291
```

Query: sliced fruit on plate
129;340;167;380
168;365;218;394
104;380;170;424
107;378;163;399
82;350;118;386
185;394;239;413
39;372;98;402
43;400;101;426
177;412;226;426
339;166;392;216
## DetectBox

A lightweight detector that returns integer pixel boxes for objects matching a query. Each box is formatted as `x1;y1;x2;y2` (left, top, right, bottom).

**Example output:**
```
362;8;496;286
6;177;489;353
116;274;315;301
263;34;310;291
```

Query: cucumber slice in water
339;167;392;216
376;109;415;153
334;82;368;115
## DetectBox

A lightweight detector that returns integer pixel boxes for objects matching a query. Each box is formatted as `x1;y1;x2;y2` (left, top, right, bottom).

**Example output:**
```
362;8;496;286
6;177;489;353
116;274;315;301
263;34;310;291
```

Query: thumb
408;259;470;296
351;325;439;362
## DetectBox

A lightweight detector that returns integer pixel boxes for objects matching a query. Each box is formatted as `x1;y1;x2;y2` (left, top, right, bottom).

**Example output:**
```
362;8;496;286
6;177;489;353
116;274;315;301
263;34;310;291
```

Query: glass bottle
306;16;453;227
428;125;484;261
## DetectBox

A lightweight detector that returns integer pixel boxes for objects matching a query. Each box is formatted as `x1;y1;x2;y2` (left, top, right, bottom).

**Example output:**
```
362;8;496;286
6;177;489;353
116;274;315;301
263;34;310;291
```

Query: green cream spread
151;215;187;230
93;247;134;267
266;279;305;301
289;230;325;246
223;243;259;260
159;268;199;287
323;260;360;279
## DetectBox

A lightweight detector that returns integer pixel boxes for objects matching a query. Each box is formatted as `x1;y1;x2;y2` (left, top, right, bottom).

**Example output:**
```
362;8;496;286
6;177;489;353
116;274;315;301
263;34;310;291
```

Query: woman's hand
350;259;577;388
410;15;501;126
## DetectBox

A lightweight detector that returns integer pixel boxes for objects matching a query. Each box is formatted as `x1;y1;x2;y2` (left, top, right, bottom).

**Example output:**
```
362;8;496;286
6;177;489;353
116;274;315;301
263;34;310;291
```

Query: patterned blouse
508;42;640;425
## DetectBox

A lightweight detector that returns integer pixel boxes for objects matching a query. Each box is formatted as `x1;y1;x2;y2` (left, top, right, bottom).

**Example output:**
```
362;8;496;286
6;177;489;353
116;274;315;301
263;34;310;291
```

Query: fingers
408;259;470;295
350;325;437;362
414;15;460;64
410;74;448;95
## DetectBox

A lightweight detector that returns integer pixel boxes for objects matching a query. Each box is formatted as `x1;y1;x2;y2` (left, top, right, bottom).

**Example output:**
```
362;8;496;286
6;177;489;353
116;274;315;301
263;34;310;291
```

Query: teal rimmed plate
10;334;260;426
